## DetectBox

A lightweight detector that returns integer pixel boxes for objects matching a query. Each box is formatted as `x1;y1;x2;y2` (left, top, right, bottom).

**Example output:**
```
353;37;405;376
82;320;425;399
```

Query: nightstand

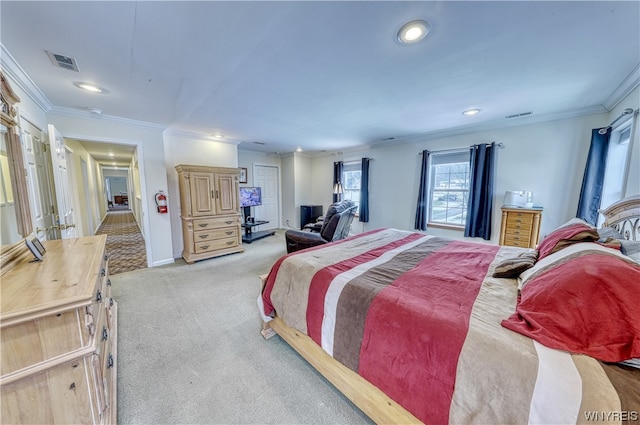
499;206;543;248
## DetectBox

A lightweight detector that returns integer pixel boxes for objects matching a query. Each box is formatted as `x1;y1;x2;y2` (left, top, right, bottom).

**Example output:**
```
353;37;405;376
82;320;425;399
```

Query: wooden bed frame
259;195;640;424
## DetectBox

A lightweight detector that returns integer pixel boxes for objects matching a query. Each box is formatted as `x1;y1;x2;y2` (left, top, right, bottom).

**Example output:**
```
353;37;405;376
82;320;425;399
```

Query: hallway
96;210;148;275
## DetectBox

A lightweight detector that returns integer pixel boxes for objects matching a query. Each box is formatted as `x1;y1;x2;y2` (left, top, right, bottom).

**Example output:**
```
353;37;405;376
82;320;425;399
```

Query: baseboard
152;258;175;267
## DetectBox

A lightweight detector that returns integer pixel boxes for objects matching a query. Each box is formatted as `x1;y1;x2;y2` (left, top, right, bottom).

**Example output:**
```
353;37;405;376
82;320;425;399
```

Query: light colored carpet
111;230;372;424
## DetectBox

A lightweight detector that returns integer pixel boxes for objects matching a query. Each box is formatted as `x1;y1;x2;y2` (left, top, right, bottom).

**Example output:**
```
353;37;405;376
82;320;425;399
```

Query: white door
48;124;77;239
22;120;56;240
253;165;279;230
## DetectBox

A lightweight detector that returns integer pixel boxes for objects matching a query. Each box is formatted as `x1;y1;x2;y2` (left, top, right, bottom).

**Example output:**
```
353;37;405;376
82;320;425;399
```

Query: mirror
1;69;33;271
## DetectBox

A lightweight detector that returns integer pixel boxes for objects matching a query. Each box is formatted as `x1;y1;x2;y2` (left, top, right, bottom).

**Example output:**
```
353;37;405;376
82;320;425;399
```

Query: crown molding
603;63;640;111
162;127;242;146
1;44;52;112
386;104;609;147
49;106;167;130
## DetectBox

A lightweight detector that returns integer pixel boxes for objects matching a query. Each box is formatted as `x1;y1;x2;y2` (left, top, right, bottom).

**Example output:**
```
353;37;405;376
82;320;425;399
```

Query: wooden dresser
0;235;117;424
176;165;244;263
499;206;543;248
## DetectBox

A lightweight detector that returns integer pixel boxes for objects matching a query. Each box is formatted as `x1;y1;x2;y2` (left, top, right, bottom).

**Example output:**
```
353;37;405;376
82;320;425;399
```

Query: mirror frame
1;69;33;274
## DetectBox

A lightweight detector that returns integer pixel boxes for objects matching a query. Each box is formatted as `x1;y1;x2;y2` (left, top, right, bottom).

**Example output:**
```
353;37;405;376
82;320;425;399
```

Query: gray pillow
598;226;624;241
620;239;640;262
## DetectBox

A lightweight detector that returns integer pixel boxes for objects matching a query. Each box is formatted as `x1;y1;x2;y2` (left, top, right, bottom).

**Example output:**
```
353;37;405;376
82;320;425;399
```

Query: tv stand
241;220;275;243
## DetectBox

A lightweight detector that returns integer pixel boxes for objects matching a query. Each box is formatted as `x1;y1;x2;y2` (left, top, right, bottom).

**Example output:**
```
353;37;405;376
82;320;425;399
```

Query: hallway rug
96;210;148;275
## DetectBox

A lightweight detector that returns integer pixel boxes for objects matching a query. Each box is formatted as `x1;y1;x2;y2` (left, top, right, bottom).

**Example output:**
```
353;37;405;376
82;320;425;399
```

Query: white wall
47;112;174;266
162;132;238;258
64;139;103;237
238;150;281;186
309;113;612;243
275;152;314;229
281;154;296;228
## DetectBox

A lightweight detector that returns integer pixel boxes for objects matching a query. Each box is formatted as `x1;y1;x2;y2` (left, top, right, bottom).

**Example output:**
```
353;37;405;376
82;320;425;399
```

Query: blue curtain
414;150;430;231
333;161;343;203
359;158;370;222
576;128;611;225
465;143;496;240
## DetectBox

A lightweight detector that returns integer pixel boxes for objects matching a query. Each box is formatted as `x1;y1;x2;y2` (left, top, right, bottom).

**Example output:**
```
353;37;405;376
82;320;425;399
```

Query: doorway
104;172;129;210
252;164;280;230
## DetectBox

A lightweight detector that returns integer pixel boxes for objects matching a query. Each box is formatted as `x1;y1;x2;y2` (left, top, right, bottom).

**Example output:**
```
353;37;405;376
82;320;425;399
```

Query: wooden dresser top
1;235;107;326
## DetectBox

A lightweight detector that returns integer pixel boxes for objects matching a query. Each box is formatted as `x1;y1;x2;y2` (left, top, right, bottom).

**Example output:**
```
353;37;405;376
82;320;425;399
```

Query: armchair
285;200;357;253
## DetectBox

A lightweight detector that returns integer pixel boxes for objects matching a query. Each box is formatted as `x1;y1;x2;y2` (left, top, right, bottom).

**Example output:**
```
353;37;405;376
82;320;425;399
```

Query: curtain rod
598;108;635;135
418;142;504;155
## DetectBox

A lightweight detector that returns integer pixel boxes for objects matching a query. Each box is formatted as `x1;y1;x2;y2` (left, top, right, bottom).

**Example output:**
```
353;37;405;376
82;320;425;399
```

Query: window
428;150;470;227
342;161;361;213
599;121;633;225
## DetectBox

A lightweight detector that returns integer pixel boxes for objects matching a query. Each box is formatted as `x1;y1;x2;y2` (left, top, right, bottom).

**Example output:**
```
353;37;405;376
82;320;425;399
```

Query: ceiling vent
505;111;533;119
46;50;79;72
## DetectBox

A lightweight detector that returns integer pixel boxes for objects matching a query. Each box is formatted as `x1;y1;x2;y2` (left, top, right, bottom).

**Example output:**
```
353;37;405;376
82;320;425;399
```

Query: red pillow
502;250;640;362
536;222;599;259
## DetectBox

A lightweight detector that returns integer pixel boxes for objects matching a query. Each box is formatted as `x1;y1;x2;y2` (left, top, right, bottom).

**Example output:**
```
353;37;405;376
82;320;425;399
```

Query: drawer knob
225;220;233;224
226;231;233;235
226;241;234;245
110;298;114;307
96;290;102;303
201;245;210;250
101;268;106;277
107;278;112;286
198;223;208;228
199;234;209;239
102;326;108;341
104;254;109;261
107;354;114;369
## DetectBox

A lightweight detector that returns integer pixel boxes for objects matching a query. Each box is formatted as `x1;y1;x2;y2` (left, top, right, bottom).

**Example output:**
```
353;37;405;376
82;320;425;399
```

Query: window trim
341;160;361;214
426;149;470;230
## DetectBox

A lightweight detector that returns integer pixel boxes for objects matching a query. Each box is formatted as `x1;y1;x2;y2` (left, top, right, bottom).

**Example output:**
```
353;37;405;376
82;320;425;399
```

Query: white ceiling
1;1;639;161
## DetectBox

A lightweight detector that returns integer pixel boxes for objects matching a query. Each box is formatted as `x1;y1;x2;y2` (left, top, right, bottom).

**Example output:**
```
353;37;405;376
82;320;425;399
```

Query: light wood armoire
0;235;117;424
176;165;244;263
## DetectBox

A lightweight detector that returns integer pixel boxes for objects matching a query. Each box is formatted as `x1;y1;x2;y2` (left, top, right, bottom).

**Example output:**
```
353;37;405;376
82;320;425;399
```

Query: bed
259;196;640;424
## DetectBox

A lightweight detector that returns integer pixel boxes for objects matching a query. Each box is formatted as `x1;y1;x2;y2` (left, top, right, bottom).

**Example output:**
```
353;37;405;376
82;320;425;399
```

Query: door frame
252;163;281;228
59;132;152;268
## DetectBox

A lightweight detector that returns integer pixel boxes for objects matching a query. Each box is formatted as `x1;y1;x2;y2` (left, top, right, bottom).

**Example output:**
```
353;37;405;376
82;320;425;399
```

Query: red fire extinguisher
155;190;168;214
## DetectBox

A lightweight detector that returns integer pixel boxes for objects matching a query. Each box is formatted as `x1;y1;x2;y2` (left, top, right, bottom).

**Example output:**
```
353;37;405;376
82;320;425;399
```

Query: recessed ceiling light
397;20;430;44
211;133;224;140
462;109;481;116
74;82;107;93
296;147;303;152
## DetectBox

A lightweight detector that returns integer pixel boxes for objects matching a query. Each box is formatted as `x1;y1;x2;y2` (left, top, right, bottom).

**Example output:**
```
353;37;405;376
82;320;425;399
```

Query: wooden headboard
600;195;640;241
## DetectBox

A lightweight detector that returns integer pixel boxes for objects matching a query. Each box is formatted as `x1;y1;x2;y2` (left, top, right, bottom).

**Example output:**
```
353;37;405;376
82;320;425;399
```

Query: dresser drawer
195;237;238;253
500;207;543;248
1;357;96;425
193;216;240;230
194;227;238;242
503;235;531;247
505;213;533;226
504;226;532;237
0;310;84;376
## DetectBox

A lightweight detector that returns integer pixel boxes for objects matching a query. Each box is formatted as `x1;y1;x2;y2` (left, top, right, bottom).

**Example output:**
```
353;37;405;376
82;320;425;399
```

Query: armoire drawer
194;227;238;242
195;237;238;253
193;216;240;230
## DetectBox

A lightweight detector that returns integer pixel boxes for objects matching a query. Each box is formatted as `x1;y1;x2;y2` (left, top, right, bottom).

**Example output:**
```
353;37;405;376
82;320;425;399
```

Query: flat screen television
239;187;262;207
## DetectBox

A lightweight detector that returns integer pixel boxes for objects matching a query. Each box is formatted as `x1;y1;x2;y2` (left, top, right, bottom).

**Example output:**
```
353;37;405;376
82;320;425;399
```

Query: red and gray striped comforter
261;228;639;424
